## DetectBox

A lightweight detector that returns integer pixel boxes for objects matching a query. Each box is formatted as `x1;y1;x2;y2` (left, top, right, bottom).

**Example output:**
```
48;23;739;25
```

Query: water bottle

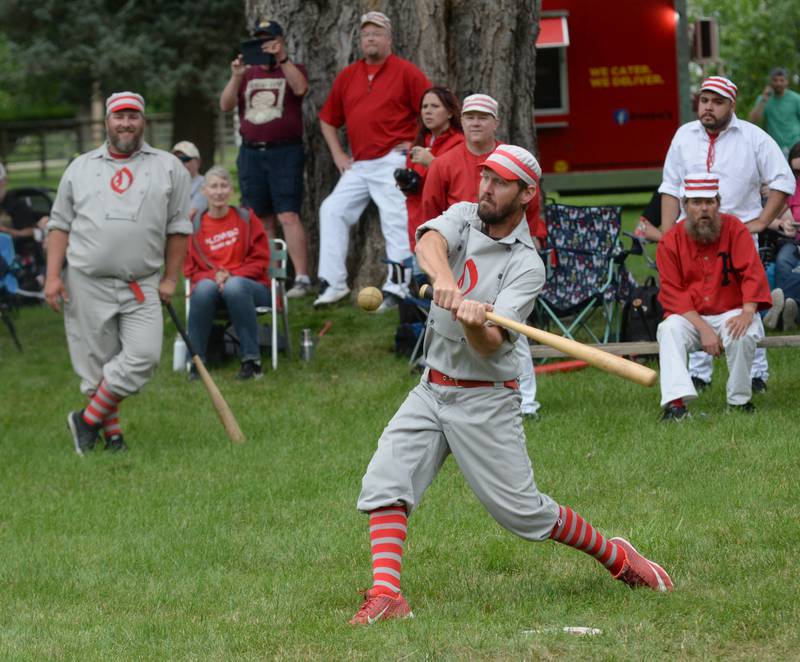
300;328;315;362
172;336;188;371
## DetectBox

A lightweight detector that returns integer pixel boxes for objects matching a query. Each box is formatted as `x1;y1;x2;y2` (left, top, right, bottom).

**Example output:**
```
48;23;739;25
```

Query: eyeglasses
175;154;194;163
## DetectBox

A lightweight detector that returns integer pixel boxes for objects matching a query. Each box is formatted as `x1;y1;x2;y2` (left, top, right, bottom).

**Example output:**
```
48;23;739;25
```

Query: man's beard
478;195;522;226
108;130;143;155
686;214;722;244
699;110;732;133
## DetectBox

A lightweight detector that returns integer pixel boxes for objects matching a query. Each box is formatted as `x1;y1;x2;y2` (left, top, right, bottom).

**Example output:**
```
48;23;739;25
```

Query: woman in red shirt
184;166;271;380
396;87;464;251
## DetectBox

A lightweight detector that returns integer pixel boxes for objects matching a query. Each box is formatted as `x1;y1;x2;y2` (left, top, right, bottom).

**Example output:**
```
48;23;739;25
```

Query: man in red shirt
314;11;431;307
219;18;311;299
422;94;546;246
656;173;772;420
421;94;545;418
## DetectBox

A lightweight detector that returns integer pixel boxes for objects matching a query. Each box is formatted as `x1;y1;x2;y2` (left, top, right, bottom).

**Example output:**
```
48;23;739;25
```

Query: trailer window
534;16;569;117
535;48;568;114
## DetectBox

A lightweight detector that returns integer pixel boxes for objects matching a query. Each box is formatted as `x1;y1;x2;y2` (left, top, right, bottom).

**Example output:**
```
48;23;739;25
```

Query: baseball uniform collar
486;210;534;248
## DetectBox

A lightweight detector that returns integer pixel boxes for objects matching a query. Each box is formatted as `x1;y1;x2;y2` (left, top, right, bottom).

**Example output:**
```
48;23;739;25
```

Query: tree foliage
0;0;246;110
688;0;800;106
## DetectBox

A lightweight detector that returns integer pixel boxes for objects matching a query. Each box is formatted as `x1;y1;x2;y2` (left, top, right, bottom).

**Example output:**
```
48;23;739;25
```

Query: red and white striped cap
681;172;720;198
462;93;499;118
480;145;541;186
699;76;737;101
106;91;145;116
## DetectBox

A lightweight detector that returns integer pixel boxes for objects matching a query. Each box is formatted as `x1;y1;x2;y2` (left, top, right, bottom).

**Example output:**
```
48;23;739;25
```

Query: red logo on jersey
457;258;479;295
110;167;133;194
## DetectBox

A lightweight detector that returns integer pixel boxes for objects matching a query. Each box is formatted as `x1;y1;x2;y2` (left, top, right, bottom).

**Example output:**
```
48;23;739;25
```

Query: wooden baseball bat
419;285;657;388
165;302;246;443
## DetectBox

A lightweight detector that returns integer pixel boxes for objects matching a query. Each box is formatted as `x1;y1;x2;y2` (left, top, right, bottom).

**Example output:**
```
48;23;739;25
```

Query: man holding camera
314;11;431;307
220;18;311;298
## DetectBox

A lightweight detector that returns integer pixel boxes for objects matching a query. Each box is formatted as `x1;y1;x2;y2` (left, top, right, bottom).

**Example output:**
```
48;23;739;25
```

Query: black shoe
691;376;711;391
66;410;100;456
188;365;200;381
727;401;756;413
751;377;767;393
661;403;690;422
236;359;263;381
104;434;128;452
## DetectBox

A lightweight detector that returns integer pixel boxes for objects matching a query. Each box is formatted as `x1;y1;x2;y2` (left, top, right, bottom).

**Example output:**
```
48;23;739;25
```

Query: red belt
428;368;518;390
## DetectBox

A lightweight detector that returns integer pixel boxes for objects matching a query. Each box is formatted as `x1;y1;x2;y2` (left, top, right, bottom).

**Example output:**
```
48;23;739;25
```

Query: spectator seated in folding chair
0;233;23;351
183;166;279;381
0;163;53;296
534;202;633;344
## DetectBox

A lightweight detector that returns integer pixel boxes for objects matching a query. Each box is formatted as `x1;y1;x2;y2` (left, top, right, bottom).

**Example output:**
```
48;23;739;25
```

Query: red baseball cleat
610;537;673;592
348;588;414;625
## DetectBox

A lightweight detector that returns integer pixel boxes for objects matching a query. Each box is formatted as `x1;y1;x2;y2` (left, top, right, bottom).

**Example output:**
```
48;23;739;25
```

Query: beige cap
172;141;200;160
360;11;391;31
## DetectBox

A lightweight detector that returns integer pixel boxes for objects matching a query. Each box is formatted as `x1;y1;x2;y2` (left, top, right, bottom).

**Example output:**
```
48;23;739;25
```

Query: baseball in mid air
357;287;383;312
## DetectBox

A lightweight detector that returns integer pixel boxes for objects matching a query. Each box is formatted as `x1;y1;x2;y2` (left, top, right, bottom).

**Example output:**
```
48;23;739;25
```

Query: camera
393;168;422;194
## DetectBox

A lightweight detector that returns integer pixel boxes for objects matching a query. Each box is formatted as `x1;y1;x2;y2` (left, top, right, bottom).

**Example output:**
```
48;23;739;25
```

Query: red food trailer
534;0;692;193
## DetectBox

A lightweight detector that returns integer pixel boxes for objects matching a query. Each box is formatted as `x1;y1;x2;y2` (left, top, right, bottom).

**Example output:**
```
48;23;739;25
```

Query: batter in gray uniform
45;91;192;454
349;145;673;626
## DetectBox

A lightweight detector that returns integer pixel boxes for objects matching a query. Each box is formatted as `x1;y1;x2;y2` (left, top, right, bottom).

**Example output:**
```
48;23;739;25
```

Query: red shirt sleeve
656;228;695;316
421;157;449;224
525;193;547;241
229;209;271;285
319;68;347;128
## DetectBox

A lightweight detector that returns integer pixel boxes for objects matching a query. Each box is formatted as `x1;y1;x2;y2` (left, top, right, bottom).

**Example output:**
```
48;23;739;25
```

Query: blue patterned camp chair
535;203;633;344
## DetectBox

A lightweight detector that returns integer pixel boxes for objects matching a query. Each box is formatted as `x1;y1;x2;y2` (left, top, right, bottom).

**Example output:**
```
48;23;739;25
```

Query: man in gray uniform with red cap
348;145;673;626
45;91;192;454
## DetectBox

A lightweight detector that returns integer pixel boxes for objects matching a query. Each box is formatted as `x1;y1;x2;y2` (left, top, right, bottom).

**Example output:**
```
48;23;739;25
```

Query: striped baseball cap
106;91;145;115
681;172;720;198
699;76;737;101
462;93;499;118
480;145;541;186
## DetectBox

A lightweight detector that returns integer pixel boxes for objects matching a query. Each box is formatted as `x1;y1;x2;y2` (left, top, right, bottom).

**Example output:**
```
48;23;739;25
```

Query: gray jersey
48;142;192;281
417;201;544;382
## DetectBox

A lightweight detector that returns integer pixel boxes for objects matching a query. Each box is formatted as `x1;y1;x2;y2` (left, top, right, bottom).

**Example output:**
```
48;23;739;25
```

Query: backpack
620;276;663;343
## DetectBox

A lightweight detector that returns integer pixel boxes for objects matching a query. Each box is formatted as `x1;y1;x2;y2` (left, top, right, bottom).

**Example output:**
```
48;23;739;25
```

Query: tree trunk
247;0;539;292
172;88;217;169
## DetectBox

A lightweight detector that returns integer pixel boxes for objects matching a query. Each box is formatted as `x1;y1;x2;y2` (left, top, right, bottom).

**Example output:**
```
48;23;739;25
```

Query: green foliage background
689;0;800;108
0;0;245;119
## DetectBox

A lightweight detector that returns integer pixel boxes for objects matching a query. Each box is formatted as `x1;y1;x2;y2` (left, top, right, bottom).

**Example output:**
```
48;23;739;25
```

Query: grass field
1;282;799;660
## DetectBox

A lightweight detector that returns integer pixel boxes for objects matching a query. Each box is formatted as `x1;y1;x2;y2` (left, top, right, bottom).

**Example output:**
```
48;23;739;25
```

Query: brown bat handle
418;284;657;388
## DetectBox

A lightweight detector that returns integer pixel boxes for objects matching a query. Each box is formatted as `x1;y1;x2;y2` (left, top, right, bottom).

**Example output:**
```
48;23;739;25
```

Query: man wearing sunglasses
172;141;206;218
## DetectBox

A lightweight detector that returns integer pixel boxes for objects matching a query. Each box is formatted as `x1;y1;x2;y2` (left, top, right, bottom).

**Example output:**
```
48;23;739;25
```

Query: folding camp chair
180;237;291;371
534;203;633;344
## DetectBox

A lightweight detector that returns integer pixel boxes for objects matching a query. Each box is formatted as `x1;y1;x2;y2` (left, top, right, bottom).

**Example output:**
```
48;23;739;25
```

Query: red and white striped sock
102;406;122;439
83;381;123;429
549;505;626;576
369;505;407;596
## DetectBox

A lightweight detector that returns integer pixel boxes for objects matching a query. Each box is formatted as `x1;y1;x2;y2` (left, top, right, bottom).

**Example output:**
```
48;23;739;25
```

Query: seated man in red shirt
184;166;271;381
656;173;772;420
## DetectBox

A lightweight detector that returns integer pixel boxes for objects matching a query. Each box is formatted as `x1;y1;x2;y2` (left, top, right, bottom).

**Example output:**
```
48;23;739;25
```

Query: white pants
318;150;411;297
514;334;540;415
657;310;764;407
689;347;768;381
688;232;767;381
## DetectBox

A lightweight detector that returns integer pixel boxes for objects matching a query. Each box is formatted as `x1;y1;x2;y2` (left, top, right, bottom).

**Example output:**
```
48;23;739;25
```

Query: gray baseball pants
357;376;559;542
63;266;162;397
